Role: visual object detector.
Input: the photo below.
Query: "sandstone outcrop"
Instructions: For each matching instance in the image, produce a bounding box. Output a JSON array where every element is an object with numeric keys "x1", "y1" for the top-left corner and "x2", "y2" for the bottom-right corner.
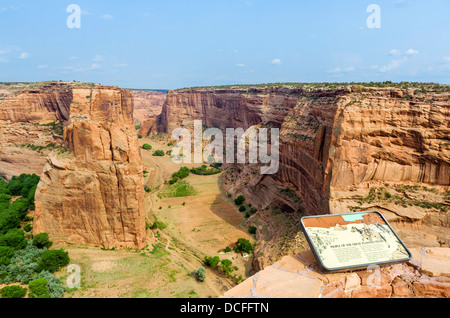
[
  {"x1": 33, "y1": 86, "x2": 146, "y2": 249},
  {"x1": 223, "y1": 248, "x2": 450, "y2": 298}
]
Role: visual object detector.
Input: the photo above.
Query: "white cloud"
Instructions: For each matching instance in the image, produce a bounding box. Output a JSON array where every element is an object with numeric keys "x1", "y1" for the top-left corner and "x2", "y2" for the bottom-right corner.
[
  {"x1": 326, "y1": 66, "x2": 355, "y2": 74},
  {"x1": 37, "y1": 65, "x2": 48, "y2": 69},
  {"x1": 379, "y1": 58, "x2": 406, "y2": 72},
  {"x1": 405, "y1": 49, "x2": 419, "y2": 55},
  {"x1": 100, "y1": 14, "x2": 113, "y2": 19},
  {"x1": 236, "y1": 63, "x2": 245, "y2": 67},
  {"x1": 389, "y1": 49, "x2": 401, "y2": 56},
  {"x1": 271, "y1": 59, "x2": 282, "y2": 65},
  {"x1": 19, "y1": 52, "x2": 29, "y2": 59},
  {"x1": 113, "y1": 63, "x2": 128, "y2": 67},
  {"x1": 444, "y1": 57, "x2": 450, "y2": 62}
]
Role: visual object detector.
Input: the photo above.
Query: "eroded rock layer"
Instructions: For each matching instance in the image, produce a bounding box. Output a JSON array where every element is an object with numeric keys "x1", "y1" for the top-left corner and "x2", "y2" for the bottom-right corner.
[
  {"x1": 159, "y1": 86, "x2": 450, "y2": 216},
  {"x1": 33, "y1": 86, "x2": 146, "y2": 249}
]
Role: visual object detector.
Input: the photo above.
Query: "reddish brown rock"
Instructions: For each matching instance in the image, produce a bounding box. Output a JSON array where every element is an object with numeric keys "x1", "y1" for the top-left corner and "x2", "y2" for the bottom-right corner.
[{"x1": 33, "y1": 86, "x2": 146, "y2": 249}]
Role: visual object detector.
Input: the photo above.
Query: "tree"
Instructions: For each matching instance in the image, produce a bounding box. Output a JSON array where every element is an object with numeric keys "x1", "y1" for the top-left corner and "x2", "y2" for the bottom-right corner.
[
  {"x1": 204, "y1": 256, "x2": 220, "y2": 269},
  {"x1": 234, "y1": 195, "x2": 245, "y2": 206},
  {"x1": 239, "y1": 205, "x2": 246, "y2": 212},
  {"x1": 142, "y1": 144, "x2": 152, "y2": 150},
  {"x1": 234, "y1": 238, "x2": 253, "y2": 254},
  {"x1": 32, "y1": 233, "x2": 53, "y2": 249},
  {"x1": 248, "y1": 226, "x2": 257, "y2": 234},
  {"x1": 220, "y1": 259, "x2": 233, "y2": 277},
  {"x1": 0, "y1": 246, "x2": 15, "y2": 265},
  {"x1": 193, "y1": 267, "x2": 206, "y2": 282}
]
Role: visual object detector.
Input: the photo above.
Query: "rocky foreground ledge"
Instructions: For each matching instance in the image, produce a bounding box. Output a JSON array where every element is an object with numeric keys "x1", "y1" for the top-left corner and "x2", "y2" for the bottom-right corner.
[{"x1": 223, "y1": 248, "x2": 450, "y2": 298}]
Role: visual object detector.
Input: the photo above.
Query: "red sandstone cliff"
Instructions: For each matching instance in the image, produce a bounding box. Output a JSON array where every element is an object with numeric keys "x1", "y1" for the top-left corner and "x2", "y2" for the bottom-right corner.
[{"x1": 32, "y1": 86, "x2": 146, "y2": 249}]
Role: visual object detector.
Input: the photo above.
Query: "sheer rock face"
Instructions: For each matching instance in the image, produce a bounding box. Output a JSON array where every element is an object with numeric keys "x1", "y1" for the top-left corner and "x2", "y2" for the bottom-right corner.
[
  {"x1": 158, "y1": 86, "x2": 450, "y2": 216},
  {"x1": 131, "y1": 90, "x2": 166, "y2": 137},
  {"x1": 0, "y1": 83, "x2": 72, "y2": 180},
  {"x1": 33, "y1": 87, "x2": 146, "y2": 249}
]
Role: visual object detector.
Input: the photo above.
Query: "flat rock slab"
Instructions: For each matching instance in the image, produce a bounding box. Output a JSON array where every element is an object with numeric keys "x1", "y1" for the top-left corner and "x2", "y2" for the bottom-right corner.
[{"x1": 409, "y1": 248, "x2": 450, "y2": 277}]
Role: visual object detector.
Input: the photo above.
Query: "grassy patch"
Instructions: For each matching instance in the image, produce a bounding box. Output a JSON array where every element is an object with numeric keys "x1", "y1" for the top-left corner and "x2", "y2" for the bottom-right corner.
[{"x1": 157, "y1": 181, "x2": 197, "y2": 199}]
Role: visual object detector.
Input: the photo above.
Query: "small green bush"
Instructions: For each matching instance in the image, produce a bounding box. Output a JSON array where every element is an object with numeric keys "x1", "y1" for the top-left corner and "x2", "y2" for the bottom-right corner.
[
  {"x1": 234, "y1": 195, "x2": 245, "y2": 206},
  {"x1": 0, "y1": 285, "x2": 27, "y2": 298},
  {"x1": 239, "y1": 205, "x2": 246, "y2": 212},
  {"x1": 0, "y1": 246, "x2": 15, "y2": 265},
  {"x1": 36, "y1": 249, "x2": 70, "y2": 273},
  {"x1": 193, "y1": 267, "x2": 206, "y2": 282},
  {"x1": 142, "y1": 144, "x2": 152, "y2": 150},
  {"x1": 29, "y1": 278, "x2": 50, "y2": 298},
  {"x1": 153, "y1": 150, "x2": 165, "y2": 156},
  {"x1": 248, "y1": 226, "x2": 257, "y2": 234},
  {"x1": 32, "y1": 233, "x2": 53, "y2": 249}
]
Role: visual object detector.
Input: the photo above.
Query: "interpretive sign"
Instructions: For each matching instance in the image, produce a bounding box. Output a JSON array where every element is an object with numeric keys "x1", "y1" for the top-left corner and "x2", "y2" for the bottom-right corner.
[{"x1": 300, "y1": 211, "x2": 412, "y2": 273}]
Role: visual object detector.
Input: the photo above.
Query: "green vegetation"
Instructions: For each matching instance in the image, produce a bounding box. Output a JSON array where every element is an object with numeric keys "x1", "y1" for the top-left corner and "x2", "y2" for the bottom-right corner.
[
  {"x1": 191, "y1": 165, "x2": 221, "y2": 176},
  {"x1": 0, "y1": 174, "x2": 68, "y2": 298},
  {"x1": 192, "y1": 267, "x2": 206, "y2": 282},
  {"x1": 142, "y1": 144, "x2": 152, "y2": 150},
  {"x1": 280, "y1": 188, "x2": 303, "y2": 204},
  {"x1": 248, "y1": 226, "x2": 257, "y2": 234},
  {"x1": 354, "y1": 186, "x2": 449, "y2": 212},
  {"x1": 32, "y1": 233, "x2": 53, "y2": 249},
  {"x1": 0, "y1": 285, "x2": 27, "y2": 298},
  {"x1": 153, "y1": 150, "x2": 165, "y2": 156},
  {"x1": 28, "y1": 278, "x2": 49, "y2": 298},
  {"x1": 149, "y1": 220, "x2": 168, "y2": 230},
  {"x1": 177, "y1": 81, "x2": 450, "y2": 93},
  {"x1": 239, "y1": 205, "x2": 246, "y2": 213},
  {"x1": 39, "y1": 121, "x2": 63, "y2": 136},
  {"x1": 233, "y1": 238, "x2": 253, "y2": 255},
  {"x1": 234, "y1": 195, "x2": 245, "y2": 206},
  {"x1": 157, "y1": 181, "x2": 197, "y2": 199},
  {"x1": 36, "y1": 249, "x2": 70, "y2": 273}
]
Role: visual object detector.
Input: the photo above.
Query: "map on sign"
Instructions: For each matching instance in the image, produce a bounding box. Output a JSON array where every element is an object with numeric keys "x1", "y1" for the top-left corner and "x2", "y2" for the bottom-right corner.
[{"x1": 300, "y1": 211, "x2": 412, "y2": 273}]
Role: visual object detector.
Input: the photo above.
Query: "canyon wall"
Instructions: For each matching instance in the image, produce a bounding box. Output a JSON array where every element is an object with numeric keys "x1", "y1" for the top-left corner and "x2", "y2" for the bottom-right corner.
[
  {"x1": 33, "y1": 86, "x2": 146, "y2": 249},
  {"x1": 158, "y1": 86, "x2": 449, "y2": 216},
  {"x1": 131, "y1": 90, "x2": 166, "y2": 137}
]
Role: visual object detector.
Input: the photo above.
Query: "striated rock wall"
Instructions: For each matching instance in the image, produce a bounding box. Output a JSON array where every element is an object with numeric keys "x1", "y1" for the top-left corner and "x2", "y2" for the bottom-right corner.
[
  {"x1": 33, "y1": 86, "x2": 146, "y2": 249},
  {"x1": 159, "y1": 86, "x2": 450, "y2": 216},
  {"x1": 131, "y1": 90, "x2": 166, "y2": 137}
]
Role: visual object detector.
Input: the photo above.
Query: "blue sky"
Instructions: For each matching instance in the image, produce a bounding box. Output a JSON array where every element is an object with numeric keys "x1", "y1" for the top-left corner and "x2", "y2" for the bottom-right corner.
[{"x1": 0, "y1": 0, "x2": 449, "y2": 89}]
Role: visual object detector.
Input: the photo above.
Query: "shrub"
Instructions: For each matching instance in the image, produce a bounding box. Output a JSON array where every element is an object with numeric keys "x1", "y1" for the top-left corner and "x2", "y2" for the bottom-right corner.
[
  {"x1": 29, "y1": 278, "x2": 50, "y2": 298},
  {"x1": 204, "y1": 256, "x2": 220, "y2": 269},
  {"x1": 239, "y1": 205, "x2": 246, "y2": 212},
  {"x1": 234, "y1": 195, "x2": 245, "y2": 206},
  {"x1": 36, "y1": 249, "x2": 70, "y2": 273},
  {"x1": 220, "y1": 259, "x2": 233, "y2": 276},
  {"x1": 0, "y1": 285, "x2": 27, "y2": 298},
  {"x1": 32, "y1": 233, "x2": 53, "y2": 249},
  {"x1": 144, "y1": 186, "x2": 151, "y2": 193},
  {"x1": 153, "y1": 150, "x2": 165, "y2": 156},
  {"x1": 224, "y1": 246, "x2": 232, "y2": 253},
  {"x1": 150, "y1": 221, "x2": 167, "y2": 230},
  {"x1": 248, "y1": 226, "x2": 257, "y2": 234},
  {"x1": 191, "y1": 165, "x2": 221, "y2": 176},
  {"x1": 234, "y1": 238, "x2": 253, "y2": 254},
  {"x1": 24, "y1": 224, "x2": 32, "y2": 233},
  {"x1": 34, "y1": 271, "x2": 66, "y2": 298},
  {"x1": 193, "y1": 267, "x2": 206, "y2": 282},
  {"x1": 250, "y1": 207, "x2": 258, "y2": 214},
  {"x1": 172, "y1": 167, "x2": 190, "y2": 180},
  {"x1": 0, "y1": 229, "x2": 27, "y2": 250},
  {"x1": 0, "y1": 246, "x2": 15, "y2": 265},
  {"x1": 142, "y1": 144, "x2": 152, "y2": 150}
]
